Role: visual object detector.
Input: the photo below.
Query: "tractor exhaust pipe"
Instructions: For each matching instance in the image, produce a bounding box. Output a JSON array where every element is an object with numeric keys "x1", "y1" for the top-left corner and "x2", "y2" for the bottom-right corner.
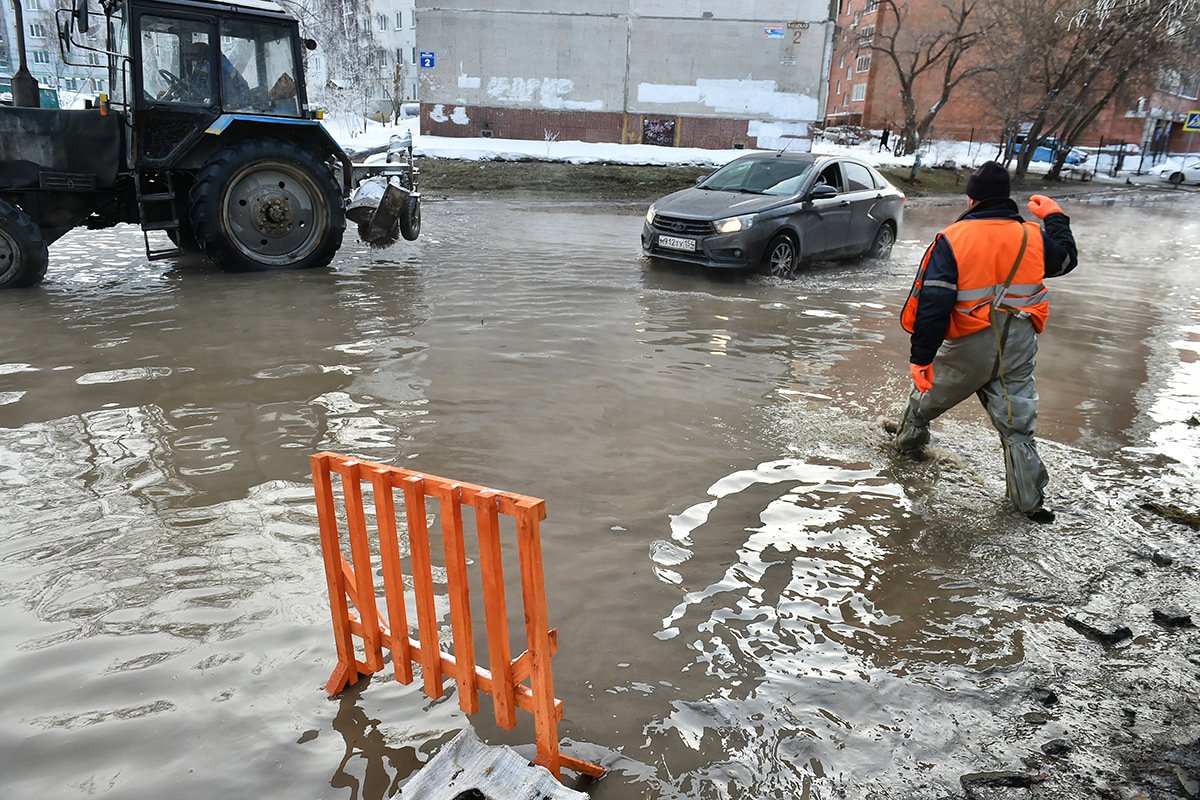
[{"x1": 10, "y1": 0, "x2": 41, "y2": 107}]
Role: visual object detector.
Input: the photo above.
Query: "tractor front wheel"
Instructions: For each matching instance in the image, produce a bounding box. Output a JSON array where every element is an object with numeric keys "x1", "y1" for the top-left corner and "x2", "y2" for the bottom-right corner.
[
  {"x1": 189, "y1": 139, "x2": 344, "y2": 272},
  {"x1": 0, "y1": 199, "x2": 49, "y2": 289}
]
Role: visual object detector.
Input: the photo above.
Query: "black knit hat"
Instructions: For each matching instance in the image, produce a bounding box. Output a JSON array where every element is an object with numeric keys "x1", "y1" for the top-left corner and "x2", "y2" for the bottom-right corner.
[{"x1": 966, "y1": 161, "x2": 1011, "y2": 201}]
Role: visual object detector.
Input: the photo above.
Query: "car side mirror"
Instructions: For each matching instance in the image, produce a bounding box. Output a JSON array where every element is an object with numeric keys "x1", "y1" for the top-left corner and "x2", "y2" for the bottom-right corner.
[
  {"x1": 808, "y1": 184, "x2": 838, "y2": 200},
  {"x1": 694, "y1": 175, "x2": 708, "y2": 185}
]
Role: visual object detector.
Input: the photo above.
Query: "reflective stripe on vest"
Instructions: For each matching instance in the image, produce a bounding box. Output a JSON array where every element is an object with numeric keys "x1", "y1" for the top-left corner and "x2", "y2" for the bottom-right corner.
[{"x1": 901, "y1": 219, "x2": 1049, "y2": 338}]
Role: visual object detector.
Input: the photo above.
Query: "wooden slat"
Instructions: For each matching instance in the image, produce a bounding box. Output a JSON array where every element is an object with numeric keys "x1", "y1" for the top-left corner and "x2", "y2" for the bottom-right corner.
[
  {"x1": 370, "y1": 467, "x2": 414, "y2": 685},
  {"x1": 515, "y1": 499, "x2": 562, "y2": 777},
  {"x1": 439, "y1": 485, "x2": 479, "y2": 714},
  {"x1": 473, "y1": 490, "x2": 517, "y2": 729},
  {"x1": 510, "y1": 629, "x2": 557, "y2": 684},
  {"x1": 340, "y1": 557, "x2": 359, "y2": 608},
  {"x1": 311, "y1": 454, "x2": 360, "y2": 697},
  {"x1": 401, "y1": 474, "x2": 443, "y2": 698},
  {"x1": 321, "y1": 451, "x2": 542, "y2": 518},
  {"x1": 341, "y1": 462, "x2": 384, "y2": 673}
]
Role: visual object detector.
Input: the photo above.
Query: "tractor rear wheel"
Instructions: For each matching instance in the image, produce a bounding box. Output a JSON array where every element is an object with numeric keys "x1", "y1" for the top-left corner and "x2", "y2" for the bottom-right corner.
[
  {"x1": 189, "y1": 139, "x2": 344, "y2": 272},
  {"x1": 0, "y1": 200, "x2": 49, "y2": 289}
]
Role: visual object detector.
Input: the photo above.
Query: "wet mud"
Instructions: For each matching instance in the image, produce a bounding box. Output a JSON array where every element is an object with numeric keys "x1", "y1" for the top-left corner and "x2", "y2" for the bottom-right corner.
[{"x1": 1, "y1": 190, "x2": 1198, "y2": 799}]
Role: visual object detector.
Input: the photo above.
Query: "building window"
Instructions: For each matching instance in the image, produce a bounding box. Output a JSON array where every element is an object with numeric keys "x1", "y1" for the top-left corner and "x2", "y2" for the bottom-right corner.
[
  {"x1": 859, "y1": 25, "x2": 874, "y2": 45},
  {"x1": 839, "y1": 54, "x2": 845, "y2": 69},
  {"x1": 836, "y1": 81, "x2": 842, "y2": 96},
  {"x1": 377, "y1": 14, "x2": 387, "y2": 33},
  {"x1": 856, "y1": 54, "x2": 871, "y2": 72},
  {"x1": 851, "y1": 83, "x2": 867, "y2": 102},
  {"x1": 32, "y1": 50, "x2": 51, "y2": 64},
  {"x1": 865, "y1": 0, "x2": 878, "y2": 11},
  {"x1": 411, "y1": 46, "x2": 417, "y2": 64},
  {"x1": 26, "y1": 0, "x2": 41, "y2": 9},
  {"x1": 30, "y1": 22, "x2": 47, "y2": 39},
  {"x1": 846, "y1": 66, "x2": 852, "y2": 80},
  {"x1": 362, "y1": 17, "x2": 371, "y2": 33}
]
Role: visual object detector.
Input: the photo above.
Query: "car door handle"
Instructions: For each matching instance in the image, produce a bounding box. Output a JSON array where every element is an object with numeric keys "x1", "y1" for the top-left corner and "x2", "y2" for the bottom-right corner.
[{"x1": 839, "y1": 200, "x2": 851, "y2": 207}]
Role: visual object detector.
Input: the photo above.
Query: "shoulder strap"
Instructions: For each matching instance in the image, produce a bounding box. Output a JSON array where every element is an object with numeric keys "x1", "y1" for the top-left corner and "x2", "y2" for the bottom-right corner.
[{"x1": 992, "y1": 224, "x2": 1029, "y2": 311}]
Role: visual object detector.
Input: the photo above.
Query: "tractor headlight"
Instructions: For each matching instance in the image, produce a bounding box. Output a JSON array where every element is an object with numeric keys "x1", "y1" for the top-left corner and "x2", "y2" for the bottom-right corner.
[
  {"x1": 715, "y1": 214, "x2": 755, "y2": 234},
  {"x1": 645, "y1": 206, "x2": 657, "y2": 225}
]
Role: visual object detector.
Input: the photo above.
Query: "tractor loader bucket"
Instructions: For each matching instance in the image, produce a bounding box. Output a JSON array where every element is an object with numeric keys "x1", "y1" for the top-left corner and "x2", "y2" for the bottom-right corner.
[
  {"x1": 365, "y1": 180, "x2": 409, "y2": 244},
  {"x1": 346, "y1": 176, "x2": 386, "y2": 226}
]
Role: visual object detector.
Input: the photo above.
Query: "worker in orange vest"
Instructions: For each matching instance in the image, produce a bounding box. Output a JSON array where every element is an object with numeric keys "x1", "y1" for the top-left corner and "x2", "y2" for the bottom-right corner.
[{"x1": 895, "y1": 161, "x2": 1078, "y2": 523}]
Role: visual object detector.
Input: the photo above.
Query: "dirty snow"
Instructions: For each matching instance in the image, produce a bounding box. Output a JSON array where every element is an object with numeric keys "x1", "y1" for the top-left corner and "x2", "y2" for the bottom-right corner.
[{"x1": 323, "y1": 114, "x2": 1186, "y2": 182}]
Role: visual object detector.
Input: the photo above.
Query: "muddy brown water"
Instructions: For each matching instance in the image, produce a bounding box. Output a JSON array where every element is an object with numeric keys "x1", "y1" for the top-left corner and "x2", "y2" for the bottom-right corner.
[{"x1": 1, "y1": 191, "x2": 1199, "y2": 799}]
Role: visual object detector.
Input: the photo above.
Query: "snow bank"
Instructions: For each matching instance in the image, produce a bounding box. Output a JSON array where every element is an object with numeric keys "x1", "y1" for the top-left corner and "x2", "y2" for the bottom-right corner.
[{"x1": 320, "y1": 114, "x2": 1167, "y2": 182}]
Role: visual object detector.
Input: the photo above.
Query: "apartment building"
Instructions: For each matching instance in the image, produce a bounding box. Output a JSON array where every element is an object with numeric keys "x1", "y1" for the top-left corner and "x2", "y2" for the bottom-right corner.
[
  {"x1": 414, "y1": 1, "x2": 835, "y2": 149},
  {"x1": 1, "y1": 0, "x2": 112, "y2": 106}
]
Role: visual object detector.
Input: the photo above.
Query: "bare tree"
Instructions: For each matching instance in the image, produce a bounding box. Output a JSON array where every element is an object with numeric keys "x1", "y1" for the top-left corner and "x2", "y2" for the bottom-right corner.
[
  {"x1": 275, "y1": 0, "x2": 378, "y2": 127},
  {"x1": 868, "y1": 0, "x2": 997, "y2": 155},
  {"x1": 981, "y1": 0, "x2": 1193, "y2": 180}
]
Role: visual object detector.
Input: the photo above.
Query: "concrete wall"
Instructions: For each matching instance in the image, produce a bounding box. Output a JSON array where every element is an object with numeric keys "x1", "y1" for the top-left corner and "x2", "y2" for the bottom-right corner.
[{"x1": 414, "y1": 1, "x2": 833, "y2": 147}]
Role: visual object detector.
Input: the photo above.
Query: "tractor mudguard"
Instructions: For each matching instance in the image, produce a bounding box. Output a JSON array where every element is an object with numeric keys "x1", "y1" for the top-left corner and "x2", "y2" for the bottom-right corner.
[{"x1": 191, "y1": 114, "x2": 353, "y2": 194}]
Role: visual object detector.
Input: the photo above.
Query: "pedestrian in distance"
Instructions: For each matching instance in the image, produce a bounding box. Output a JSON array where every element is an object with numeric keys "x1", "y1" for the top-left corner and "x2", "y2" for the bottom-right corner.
[
  {"x1": 879, "y1": 126, "x2": 890, "y2": 153},
  {"x1": 893, "y1": 161, "x2": 1078, "y2": 523}
]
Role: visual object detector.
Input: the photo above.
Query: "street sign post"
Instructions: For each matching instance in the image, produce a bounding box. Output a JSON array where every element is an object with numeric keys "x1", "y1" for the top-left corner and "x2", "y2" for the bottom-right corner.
[{"x1": 1183, "y1": 111, "x2": 1200, "y2": 132}]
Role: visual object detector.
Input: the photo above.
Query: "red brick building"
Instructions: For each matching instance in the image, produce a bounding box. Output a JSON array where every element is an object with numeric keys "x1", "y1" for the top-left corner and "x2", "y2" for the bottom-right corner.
[{"x1": 824, "y1": 0, "x2": 1200, "y2": 154}]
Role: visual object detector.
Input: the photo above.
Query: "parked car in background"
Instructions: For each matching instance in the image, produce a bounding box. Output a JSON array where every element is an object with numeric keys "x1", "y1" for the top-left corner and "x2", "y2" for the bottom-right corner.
[
  {"x1": 1150, "y1": 158, "x2": 1200, "y2": 186},
  {"x1": 1008, "y1": 135, "x2": 1088, "y2": 165},
  {"x1": 641, "y1": 153, "x2": 904, "y2": 276}
]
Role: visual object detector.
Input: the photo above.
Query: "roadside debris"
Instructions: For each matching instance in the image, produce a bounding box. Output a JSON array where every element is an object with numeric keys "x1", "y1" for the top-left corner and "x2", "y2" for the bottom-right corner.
[
  {"x1": 1140, "y1": 500, "x2": 1200, "y2": 531},
  {"x1": 1152, "y1": 606, "x2": 1194, "y2": 628},
  {"x1": 396, "y1": 727, "x2": 589, "y2": 800},
  {"x1": 1063, "y1": 615, "x2": 1133, "y2": 645}
]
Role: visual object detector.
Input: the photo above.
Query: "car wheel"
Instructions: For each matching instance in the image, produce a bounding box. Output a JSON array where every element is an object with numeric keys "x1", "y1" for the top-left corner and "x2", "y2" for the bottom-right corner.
[
  {"x1": 763, "y1": 234, "x2": 798, "y2": 277},
  {"x1": 1169, "y1": 172, "x2": 1185, "y2": 187},
  {"x1": 867, "y1": 223, "x2": 896, "y2": 260}
]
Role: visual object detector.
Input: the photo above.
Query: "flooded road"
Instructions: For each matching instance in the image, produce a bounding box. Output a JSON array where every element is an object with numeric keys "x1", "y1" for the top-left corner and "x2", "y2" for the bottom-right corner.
[{"x1": 2, "y1": 190, "x2": 1198, "y2": 799}]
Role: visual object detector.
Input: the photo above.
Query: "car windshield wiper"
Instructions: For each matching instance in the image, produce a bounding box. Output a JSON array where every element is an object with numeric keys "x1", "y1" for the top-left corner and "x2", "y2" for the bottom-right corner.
[{"x1": 737, "y1": 188, "x2": 766, "y2": 194}]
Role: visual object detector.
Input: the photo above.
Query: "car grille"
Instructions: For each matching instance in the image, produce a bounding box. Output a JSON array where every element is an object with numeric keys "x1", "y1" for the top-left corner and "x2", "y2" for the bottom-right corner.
[{"x1": 651, "y1": 215, "x2": 713, "y2": 236}]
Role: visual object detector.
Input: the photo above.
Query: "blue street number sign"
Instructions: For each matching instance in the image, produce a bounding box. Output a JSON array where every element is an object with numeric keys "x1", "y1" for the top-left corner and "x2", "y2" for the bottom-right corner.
[
  {"x1": 419, "y1": 51, "x2": 436, "y2": 69},
  {"x1": 1184, "y1": 111, "x2": 1200, "y2": 132}
]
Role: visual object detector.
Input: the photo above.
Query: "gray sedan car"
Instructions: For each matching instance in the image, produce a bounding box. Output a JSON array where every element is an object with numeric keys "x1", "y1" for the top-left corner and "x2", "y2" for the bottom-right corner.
[{"x1": 641, "y1": 152, "x2": 904, "y2": 275}]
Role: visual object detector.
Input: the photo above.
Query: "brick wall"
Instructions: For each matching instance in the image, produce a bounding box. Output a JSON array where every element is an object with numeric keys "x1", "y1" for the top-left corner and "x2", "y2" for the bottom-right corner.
[{"x1": 422, "y1": 105, "x2": 757, "y2": 149}]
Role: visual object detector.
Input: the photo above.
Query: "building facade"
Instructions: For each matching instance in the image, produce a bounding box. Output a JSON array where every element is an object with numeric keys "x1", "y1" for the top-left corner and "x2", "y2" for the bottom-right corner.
[
  {"x1": 823, "y1": 0, "x2": 1200, "y2": 154},
  {"x1": 1, "y1": 0, "x2": 113, "y2": 106},
  {"x1": 414, "y1": 1, "x2": 834, "y2": 149}
]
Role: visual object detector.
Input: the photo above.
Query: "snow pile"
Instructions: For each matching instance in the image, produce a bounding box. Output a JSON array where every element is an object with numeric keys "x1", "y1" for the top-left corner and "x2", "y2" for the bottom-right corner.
[{"x1": 320, "y1": 114, "x2": 1159, "y2": 182}]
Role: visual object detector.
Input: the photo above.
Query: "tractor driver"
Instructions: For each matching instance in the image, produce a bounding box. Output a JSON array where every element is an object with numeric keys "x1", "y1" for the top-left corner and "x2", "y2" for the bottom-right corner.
[{"x1": 166, "y1": 41, "x2": 252, "y2": 108}]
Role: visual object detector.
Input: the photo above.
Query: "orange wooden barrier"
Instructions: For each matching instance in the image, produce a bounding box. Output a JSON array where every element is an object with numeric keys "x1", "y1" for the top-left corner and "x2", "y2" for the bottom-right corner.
[{"x1": 310, "y1": 452, "x2": 603, "y2": 780}]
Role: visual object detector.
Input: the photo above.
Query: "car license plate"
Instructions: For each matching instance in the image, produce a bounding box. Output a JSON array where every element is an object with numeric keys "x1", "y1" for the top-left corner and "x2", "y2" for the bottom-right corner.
[{"x1": 658, "y1": 235, "x2": 696, "y2": 252}]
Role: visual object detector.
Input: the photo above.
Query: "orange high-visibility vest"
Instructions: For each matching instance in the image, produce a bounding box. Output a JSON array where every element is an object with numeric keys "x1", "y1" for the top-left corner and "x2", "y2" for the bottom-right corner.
[{"x1": 902, "y1": 219, "x2": 1049, "y2": 338}]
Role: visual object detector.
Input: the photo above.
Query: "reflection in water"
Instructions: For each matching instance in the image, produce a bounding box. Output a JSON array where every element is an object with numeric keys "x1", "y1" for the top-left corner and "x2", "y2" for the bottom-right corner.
[{"x1": 1, "y1": 196, "x2": 1199, "y2": 799}]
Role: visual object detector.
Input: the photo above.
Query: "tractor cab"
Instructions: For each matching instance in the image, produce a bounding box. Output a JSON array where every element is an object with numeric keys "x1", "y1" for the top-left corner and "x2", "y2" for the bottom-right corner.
[{"x1": 0, "y1": 0, "x2": 420, "y2": 289}]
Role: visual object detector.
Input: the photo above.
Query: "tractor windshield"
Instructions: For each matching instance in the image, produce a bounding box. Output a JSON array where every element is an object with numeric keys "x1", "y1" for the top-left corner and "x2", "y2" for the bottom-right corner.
[
  {"x1": 218, "y1": 20, "x2": 300, "y2": 116},
  {"x1": 140, "y1": 16, "x2": 215, "y2": 106}
]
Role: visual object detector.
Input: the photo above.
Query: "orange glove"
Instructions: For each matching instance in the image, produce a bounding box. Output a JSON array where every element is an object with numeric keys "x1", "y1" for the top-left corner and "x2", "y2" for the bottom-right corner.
[
  {"x1": 1027, "y1": 194, "x2": 1064, "y2": 219},
  {"x1": 910, "y1": 363, "x2": 934, "y2": 393}
]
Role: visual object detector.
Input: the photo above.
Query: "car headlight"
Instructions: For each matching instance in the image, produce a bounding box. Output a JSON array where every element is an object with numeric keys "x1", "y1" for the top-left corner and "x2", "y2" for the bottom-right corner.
[
  {"x1": 645, "y1": 207, "x2": 656, "y2": 225},
  {"x1": 714, "y1": 214, "x2": 755, "y2": 234}
]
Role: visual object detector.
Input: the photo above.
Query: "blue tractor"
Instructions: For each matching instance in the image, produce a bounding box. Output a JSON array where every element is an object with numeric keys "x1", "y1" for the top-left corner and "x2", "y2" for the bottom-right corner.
[{"x1": 0, "y1": 0, "x2": 419, "y2": 288}]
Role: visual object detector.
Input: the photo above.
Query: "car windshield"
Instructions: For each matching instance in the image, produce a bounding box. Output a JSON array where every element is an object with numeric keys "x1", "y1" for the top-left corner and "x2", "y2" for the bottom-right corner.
[{"x1": 699, "y1": 159, "x2": 814, "y2": 196}]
